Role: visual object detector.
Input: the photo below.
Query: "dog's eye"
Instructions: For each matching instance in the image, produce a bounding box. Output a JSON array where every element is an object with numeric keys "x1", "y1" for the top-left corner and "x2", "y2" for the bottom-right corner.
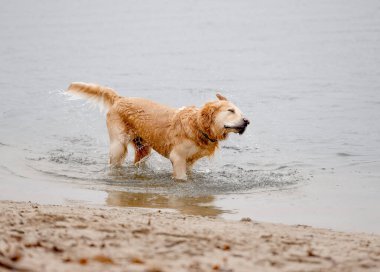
[{"x1": 228, "y1": 109, "x2": 235, "y2": 113}]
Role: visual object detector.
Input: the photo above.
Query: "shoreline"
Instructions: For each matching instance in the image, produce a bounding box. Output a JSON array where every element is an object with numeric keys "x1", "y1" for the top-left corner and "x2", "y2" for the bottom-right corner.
[{"x1": 1, "y1": 201, "x2": 380, "y2": 272}]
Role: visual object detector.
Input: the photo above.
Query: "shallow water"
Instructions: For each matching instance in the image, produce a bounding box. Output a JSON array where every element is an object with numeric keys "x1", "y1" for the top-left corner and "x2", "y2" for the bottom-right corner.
[{"x1": 1, "y1": 0, "x2": 380, "y2": 233}]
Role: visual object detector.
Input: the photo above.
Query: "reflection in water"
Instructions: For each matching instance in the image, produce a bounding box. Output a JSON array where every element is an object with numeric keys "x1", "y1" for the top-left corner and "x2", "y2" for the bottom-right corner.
[{"x1": 106, "y1": 191, "x2": 225, "y2": 217}]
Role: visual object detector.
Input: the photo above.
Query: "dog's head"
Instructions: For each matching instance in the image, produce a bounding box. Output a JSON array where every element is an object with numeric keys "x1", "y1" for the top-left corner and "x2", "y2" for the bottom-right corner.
[{"x1": 198, "y1": 93, "x2": 250, "y2": 141}]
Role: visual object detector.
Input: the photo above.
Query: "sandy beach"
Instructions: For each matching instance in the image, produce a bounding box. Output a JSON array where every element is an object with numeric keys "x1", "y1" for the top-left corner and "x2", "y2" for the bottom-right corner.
[
  {"x1": 1, "y1": 201, "x2": 379, "y2": 272},
  {"x1": 1, "y1": 1, "x2": 380, "y2": 271}
]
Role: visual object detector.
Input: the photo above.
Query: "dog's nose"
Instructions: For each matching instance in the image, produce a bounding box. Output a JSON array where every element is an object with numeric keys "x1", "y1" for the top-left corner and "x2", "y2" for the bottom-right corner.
[{"x1": 243, "y1": 118, "x2": 250, "y2": 125}]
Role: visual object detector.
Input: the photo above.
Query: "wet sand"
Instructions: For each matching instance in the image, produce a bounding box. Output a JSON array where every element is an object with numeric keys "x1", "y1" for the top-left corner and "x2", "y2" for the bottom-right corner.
[{"x1": 1, "y1": 201, "x2": 379, "y2": 272}]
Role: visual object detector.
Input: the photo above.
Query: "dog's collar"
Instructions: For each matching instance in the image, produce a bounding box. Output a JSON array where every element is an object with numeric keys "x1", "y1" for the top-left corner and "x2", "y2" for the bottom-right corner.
[{"x1": 199, "y1": 130, "x2": 217, "y2": 143}]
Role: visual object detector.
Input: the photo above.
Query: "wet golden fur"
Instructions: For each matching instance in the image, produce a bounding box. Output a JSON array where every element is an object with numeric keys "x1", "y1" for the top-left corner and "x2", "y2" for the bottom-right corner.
[{"x1": 67, "y1": 82, "x2": 248, "y2": 180}]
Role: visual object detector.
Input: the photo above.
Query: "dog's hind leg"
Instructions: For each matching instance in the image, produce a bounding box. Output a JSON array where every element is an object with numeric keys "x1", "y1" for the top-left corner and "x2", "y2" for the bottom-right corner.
[
  {"x1": 132, "y1": 137, "x2": 152, "y2": 165},
  {"x1": 109, "y1": 140, "x2": 128, "y2": 167},
  {"x1": 107, "y1": 112, "x2": 130, "y2": 167}
]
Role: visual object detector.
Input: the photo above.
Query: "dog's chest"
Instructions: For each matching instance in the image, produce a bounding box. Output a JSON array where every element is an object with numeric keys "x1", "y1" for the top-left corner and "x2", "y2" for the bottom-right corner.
[
  {"x1": 180, "y1": 142, "x2": 200, "y2": 158},
  {"x1": 181, "y1": 141, "x2": 214, "y2": 162}
]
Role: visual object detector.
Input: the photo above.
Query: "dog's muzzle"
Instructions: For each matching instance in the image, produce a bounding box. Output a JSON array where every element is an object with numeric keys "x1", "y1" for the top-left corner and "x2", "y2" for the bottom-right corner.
[{"x1": 225, "y1": 118, "x2": 250, "y2": 135}]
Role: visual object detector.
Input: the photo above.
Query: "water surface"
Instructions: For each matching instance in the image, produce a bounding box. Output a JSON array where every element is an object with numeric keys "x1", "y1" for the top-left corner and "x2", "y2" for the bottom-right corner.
[{"x1": 1, "y1": 0, "x2": 380, "y2": 233}]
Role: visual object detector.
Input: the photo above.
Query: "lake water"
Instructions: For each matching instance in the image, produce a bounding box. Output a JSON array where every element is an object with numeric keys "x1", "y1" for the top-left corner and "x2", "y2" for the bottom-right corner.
[{"x1": 1, "y1": 0, "x2": 380, "y2": 233}]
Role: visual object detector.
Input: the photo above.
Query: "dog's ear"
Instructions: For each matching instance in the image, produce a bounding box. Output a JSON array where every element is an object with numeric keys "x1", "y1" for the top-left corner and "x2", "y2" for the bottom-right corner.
[
  {"x1": 216, "y1": 93, "x2": 228, "y2": 101},
  {"x1": 200, "y1": 103, "x2": 215, "y2": 126},
  {"x1": 199, "y1": 103, "x2": 217, "y2": 136}
]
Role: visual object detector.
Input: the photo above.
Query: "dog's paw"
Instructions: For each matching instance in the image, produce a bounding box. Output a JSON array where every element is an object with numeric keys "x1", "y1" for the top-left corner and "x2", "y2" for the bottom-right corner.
[{"x1": 172, "y1": 175, "x2": 188, "y2": 182}]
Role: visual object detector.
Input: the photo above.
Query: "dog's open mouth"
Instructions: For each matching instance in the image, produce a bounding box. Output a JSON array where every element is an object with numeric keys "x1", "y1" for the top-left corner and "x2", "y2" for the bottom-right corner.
[{"x1": 224, "y1": 125, "x2": 247, "y2": 135}]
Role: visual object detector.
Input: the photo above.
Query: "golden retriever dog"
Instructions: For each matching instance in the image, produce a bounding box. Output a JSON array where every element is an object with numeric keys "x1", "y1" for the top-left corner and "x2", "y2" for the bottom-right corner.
[{"x1": 67, "y1": 82, "x2": 250, "y2": 180}]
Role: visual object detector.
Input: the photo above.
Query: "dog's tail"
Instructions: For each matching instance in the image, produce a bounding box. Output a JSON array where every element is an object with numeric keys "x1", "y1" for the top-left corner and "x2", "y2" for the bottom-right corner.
[{"x1": 67, "y1": 82, "x2": 120, "y2": 111}]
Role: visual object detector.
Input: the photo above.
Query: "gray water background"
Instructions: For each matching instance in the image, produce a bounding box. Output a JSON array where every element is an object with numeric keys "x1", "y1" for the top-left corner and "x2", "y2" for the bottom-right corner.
[{"x1": 1, "y1": 0, "x2": 380, "y2": 233}]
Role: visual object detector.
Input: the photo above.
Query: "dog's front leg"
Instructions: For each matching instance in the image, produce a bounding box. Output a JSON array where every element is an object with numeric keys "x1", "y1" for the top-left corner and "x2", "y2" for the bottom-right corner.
[{"x1": 169, "y1": 151, "x2": 187, "y2": 180}]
